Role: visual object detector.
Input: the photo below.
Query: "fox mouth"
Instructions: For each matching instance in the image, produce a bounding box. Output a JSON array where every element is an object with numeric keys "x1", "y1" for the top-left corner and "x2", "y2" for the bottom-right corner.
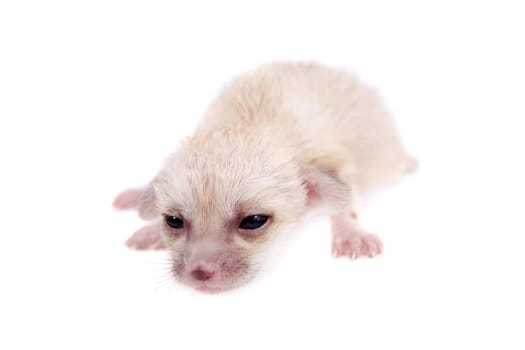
[
  {"x1": 171, "y1": 268, "x2": 245, "y2": 293},
  {"x1": 183, "y1": 275, "x2": 247, "y2": 293},
  {"x1": 171, "y1": 256, "x2": 256, "y2": 292},
  {"x1": 170, "y1": 279, "x2": 233, "y2": 293},
  {"x1": 173, "y1": 268, "x2": 261, "y2": 293},
  {"x1": 195, "y1": 284, "x2": 225, "y2": 293}
]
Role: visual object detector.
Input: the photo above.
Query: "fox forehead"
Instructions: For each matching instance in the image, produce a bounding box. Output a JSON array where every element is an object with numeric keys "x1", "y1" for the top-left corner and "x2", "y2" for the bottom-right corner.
[
  {"x1": 155, "y1": 165, "x2": 308, "y2": 223},
  {"x1": 155, "y1": 154, "x2": 303, "y2": 214}
]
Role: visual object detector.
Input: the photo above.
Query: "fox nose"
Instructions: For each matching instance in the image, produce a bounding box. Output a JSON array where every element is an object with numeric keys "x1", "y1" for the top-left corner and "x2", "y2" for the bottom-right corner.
[{"x1": 191, "y1": 267, "x2": 214, "y2": 281}]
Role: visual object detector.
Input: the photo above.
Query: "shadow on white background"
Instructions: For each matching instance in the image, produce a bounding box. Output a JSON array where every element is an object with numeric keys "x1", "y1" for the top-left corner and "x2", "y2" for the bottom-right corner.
[{"x1": 1, "y1": 1, "x2": 523, "y2": 349}]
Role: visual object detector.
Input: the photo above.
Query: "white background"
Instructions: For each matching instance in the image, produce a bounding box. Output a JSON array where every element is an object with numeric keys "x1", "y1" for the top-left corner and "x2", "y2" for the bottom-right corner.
[{"x1": 1, "y1": 1, "x2": 524, "y2": 349}]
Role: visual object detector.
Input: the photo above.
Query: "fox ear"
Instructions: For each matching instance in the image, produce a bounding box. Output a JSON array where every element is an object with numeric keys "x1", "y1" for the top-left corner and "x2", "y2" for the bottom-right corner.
[
  {"x1": 138, "y1": 184, "x2": 159, "y2": 220},
  {"x1": 301, "y1": 166, "x2": 351, "y2": 212}
]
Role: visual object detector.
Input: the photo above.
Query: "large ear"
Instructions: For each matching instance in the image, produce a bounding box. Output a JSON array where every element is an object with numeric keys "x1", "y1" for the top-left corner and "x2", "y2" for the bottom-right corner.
[
  {"x1": 138, "y1": 184, "x2": 159, "y2": 220},
  {"x1": 113, "y1": 188, "x2": 144, "y2": 210},
  {"x1": 301, "y1": 166, "x2": 351, "y2": 212}
]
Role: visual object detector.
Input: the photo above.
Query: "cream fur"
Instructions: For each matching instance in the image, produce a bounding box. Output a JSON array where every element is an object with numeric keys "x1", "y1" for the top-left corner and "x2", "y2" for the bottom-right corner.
[
  {"x1": 199, "y1": 61, "x2": 413, "y2": 193},
  {"x1": 122, "y1": 61, "x2": 415, "y2": 292}
]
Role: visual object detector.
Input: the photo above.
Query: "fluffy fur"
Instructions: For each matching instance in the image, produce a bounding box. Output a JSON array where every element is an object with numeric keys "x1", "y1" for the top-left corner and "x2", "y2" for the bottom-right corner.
[{"x1": 114, "y1": 61, "x2": 415, "y2": 292}]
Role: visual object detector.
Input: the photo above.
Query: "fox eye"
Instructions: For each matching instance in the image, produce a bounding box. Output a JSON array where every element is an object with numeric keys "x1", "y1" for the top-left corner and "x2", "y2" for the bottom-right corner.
[
  {"x1": 165, "y1": 215, "x2": 184, "y2": 229},
  {"x1": 239, "y1": 215, "x2": 269, "y2": 230}
]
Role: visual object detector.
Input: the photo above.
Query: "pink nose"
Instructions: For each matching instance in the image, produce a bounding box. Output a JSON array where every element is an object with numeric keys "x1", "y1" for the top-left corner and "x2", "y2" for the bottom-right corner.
[{"x1": 191, "y1": 268, "x2": 214, "y2": 281}]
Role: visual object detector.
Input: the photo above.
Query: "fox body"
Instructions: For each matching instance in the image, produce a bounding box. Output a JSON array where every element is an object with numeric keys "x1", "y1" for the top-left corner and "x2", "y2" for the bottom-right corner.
[{"x1": 114, "y1": 62, "x2": 415, "y2": 292}]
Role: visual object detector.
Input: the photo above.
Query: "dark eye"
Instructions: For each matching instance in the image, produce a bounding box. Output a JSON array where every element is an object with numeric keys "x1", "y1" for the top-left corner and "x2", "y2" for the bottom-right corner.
[
  {"x1": 239, "y1": 215, "x2": 269, "y2": 230},
  {"x1": 165, "y1": 215, "x2": 184, "y2": 229}
]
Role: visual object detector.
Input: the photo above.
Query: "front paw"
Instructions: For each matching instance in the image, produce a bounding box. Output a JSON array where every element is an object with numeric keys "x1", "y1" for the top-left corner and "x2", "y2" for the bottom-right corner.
[
  {"x1": 126, "y1": 223, "x2": 166, "y2": 250},
  {"x1": 332, "y1": 231, "x2": 383, "y2": 259}
]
